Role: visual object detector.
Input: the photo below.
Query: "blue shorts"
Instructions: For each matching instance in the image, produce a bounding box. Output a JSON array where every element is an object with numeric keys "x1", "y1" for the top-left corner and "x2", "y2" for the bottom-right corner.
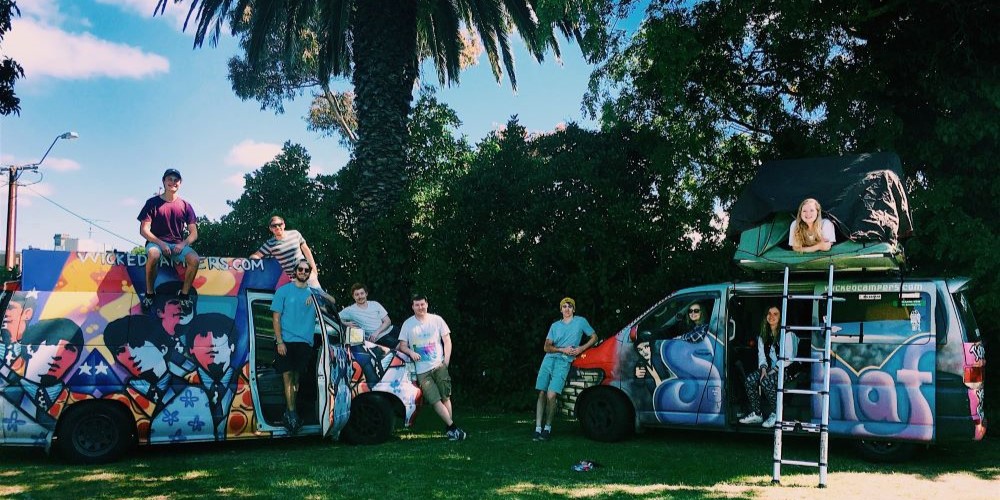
[
  {"x1": 146, "y1": 242, "x2": 197, "y2": 264},
  {"x1": 535, "y1": 356, "x2": 572, "y2": 394}
]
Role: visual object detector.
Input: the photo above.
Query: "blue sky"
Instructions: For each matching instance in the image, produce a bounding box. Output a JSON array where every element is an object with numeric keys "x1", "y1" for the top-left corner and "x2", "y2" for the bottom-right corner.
[{"x1": 0, "y1": 0, "x2": 599, "y2": 253}]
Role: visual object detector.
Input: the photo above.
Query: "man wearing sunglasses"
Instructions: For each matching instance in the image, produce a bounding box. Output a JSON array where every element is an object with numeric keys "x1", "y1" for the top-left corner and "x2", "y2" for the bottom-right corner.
[
  {"x1": 270, "y1": 260, "x2": 320, "y2": 434},
  {"x1": 251, "y1": 215, "x2": 322, "y2": 289}
]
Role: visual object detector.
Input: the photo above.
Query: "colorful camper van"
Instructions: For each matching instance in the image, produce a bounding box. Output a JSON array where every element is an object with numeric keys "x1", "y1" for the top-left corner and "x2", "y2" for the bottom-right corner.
[
  {"x1": 560, "y1": 153, "x2": 986, "y2": 462},
  {"x1": 0, "y1": 250, "x2": 421, "y2": 463}
]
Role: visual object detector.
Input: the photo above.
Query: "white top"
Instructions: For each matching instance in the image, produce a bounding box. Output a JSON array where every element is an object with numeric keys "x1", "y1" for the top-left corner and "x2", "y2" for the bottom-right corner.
[
  {"x1": 788, "y1": 218, "x2": 836, "y2": 247},
  {"x1": 340, "y1": 301, "x2": 389, "y2": 338}
]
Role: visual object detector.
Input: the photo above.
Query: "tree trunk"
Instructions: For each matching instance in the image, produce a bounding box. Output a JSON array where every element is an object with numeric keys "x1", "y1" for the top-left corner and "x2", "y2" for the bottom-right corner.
[{"x1": 351, "y1": 0, "x2": 419, "y2": 230}]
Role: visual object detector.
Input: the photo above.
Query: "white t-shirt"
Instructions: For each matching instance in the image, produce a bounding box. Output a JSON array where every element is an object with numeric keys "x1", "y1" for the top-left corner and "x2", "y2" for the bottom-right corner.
[
  {"x1": 340, "y1": 301, "x2": 389, "y2": 338},
  {"x1": 399, "y1": 314, "x2": 450, "y2": 374},
  {"x1": 788, "y1": 218, "x2": 836, "y2": 247}
]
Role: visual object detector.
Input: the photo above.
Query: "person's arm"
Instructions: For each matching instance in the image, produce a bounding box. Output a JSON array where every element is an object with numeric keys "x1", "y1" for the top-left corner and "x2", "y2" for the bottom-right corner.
[
  {"x1": 373, "y1": 314, "x2": 392, "y2": 340},
  {"x1": 573, "y1": 332, "x2": 598, "y2": 356},
  {"x1": 272, "y1": 311, "x2": 287, "y2": 356},
  {"x1": 174, "y1": 222, "x2": 198, "y2": 252},
  {"x1": 249, "y1": 250, "x2": 264, "y2": 259},
  {"x1": 396, "y1": 339, "x2": 420, "y2": 361},
  {"x1": 442, "y1": 333, "x2": 452, "y2": 367},
  {"x1": 543, "y1": 337, "x2": 573, "y2": 355}
]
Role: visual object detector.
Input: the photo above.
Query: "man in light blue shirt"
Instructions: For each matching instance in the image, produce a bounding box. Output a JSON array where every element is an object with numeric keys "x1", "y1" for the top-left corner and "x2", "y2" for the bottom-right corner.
[
  {"x1": 271, "y1": 260, "x2": 318, "y2": 434},
  {"x1": 533, "y1": 297, "x2": 597, "y2": 441}
]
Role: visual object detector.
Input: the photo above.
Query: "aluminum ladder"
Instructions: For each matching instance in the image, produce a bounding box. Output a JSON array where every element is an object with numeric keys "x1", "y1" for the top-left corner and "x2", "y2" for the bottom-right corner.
[{"x1": 772, "y1": 264, "x2": 845, "y2": 488}]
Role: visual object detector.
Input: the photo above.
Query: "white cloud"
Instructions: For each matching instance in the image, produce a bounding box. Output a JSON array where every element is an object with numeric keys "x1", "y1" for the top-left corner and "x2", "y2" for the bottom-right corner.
[
  {"x1": 43, "y1": 157, "x2": 82, "y2": 172},
  {"x1": 15, "y1": 0, "x2": 64, "y2": 25},
  {"x1": 97, "y1": 0, "x2": 197, "y2": 32},
  {"x1": 6, "y1": 20, "x2": 170, "y2": 80},
  {"x1": 225, "y1": 140, "x2": 282, "y2": 168},
  {"x1": 224, "y1": 172, "x2": 247, "y2": 188}
]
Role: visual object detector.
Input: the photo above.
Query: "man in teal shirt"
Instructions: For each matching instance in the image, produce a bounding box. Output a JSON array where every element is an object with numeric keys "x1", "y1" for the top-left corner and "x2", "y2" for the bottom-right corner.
[
  {"x1": 533, "y1": 297, "x2": 598, "y2": 441},
  {"x1": 271, "y1": 260, "x2": 318, "y2": 434}
]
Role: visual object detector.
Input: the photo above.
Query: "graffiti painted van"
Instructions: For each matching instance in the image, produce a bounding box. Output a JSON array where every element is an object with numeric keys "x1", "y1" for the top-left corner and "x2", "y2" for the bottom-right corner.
[
  {"x1": 0, "y1": 250, "x2": 420, "y2": 463},
  {"x1": 561, "y1": 153, "x2": 986, "y2": 462}
]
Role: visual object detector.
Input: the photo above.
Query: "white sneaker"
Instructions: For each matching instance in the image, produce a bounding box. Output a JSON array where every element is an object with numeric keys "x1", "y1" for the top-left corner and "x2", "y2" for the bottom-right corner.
[
  {"x1": 739, "y1": 412, "x2": 763, "y2": 425},
  {"x1": 762, "y1": 413, "x2": 777, "y2": 428}
]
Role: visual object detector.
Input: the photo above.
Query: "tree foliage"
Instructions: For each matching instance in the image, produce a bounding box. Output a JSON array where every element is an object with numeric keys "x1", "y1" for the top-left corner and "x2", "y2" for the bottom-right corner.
[{"x1": 0, "y1": 0, "x2": 23, "y2": 116}]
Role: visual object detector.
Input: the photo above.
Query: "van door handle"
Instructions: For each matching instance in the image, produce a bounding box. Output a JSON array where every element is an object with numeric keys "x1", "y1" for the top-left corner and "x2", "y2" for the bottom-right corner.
[{"x1": 728, "y1": 319, "x2": 736, "y2": 341}]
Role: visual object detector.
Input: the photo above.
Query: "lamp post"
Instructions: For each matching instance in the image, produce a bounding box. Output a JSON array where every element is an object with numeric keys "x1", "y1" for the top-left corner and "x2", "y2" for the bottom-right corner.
[{"x1": 4, "y1": 131, "x2": 79, "y2": 269}]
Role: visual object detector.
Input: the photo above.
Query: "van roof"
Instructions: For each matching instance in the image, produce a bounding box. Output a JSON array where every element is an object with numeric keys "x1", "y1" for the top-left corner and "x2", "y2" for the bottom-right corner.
[{"x1": 18, "y1": 249, "x2": 287, "y2": 295}]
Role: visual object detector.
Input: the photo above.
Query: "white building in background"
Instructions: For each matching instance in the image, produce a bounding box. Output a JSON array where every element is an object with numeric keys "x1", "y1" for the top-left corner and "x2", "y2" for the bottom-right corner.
[{"x1": 53, "y1": 234, "x2": 109, "y2": 252}]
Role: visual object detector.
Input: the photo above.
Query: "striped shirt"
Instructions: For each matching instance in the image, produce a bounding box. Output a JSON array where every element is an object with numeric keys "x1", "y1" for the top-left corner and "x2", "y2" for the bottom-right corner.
[{"x1": 256, "y1": 229, "x2": 308, "y2": 278}]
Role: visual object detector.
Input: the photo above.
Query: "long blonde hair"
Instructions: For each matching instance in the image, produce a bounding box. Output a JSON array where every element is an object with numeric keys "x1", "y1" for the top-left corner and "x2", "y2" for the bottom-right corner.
[{"x1": 793, "y1": 198, "x2": 827, "y2": 247}]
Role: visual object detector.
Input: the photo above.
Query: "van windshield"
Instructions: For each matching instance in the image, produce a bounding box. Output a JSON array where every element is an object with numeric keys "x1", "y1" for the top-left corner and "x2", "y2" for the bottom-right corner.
[{"x1": 953, "y1": 292, "x2": 982, "y2": 342}]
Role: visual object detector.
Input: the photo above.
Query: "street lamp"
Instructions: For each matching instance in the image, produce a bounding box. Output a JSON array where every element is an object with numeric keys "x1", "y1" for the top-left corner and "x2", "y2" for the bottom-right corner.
[{"x1": 4, "y1": 131, "x2": 79, "y2": 269}]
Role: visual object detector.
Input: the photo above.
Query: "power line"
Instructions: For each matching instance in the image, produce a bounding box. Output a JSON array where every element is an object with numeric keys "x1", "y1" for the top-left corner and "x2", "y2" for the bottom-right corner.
[{"x1": 21, "y1": 184, "x2": 142, "y2": 248}]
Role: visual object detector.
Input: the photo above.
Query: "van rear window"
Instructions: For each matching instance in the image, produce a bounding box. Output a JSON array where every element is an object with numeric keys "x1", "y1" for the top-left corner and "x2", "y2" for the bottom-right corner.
[
  {"x1": 831, "y1": 291, "x2": 932, "y2": 344},
  {"x1": 953, "y1": 292, "x2": 982, "y2": 342}
]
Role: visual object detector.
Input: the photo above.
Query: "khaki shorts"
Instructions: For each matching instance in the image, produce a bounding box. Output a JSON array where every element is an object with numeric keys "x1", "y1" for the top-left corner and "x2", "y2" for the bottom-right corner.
[{"x1": 416, "y1": 364, "x2": 452, "y2": 405}]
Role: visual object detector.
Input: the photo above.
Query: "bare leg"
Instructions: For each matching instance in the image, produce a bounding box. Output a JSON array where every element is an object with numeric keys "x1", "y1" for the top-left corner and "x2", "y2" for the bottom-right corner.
[
  {"x1": 145, "y1": 247, "x2": 162, "y2": 294},
  {"x1": 431, "y1": 400, "x2": 454, "y2": 426},
  {"x1": 544, "y1": 391, "x2": 559, "y2": 426},
  {"x1": 535, "y1": 391, "x2": 546, "y2": 427},
  {"x1": 182, "y1": 251, "x2": 200, "y2": 295},
  {"x1": 282, "y1": 371, "x2": 299, "y2": 411}
]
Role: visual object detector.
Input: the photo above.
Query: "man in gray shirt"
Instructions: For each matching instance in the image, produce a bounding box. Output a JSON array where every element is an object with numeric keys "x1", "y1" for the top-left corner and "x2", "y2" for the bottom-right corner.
[{"x1": 340, "y1": 283, "x2": 394, "y2": 347}]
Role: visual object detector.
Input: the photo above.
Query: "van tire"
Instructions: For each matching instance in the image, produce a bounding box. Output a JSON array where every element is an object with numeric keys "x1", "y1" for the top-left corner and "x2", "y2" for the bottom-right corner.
[
  {"x1": 342, "y1": 395, "x2": 394, "y2": 445},
  {"x1": 853, "y1": 440, "x2": 918, "y2": 463},
  {"x1": 55, "y1": 404, "x2": 134, "y2": 464},
  {"x1": 578, "y1": 390, "x2": 633, "y2": 442}
]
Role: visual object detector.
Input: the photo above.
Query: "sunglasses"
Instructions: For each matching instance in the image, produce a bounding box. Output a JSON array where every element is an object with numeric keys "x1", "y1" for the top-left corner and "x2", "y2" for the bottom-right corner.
[
  {"x1": 295, "y1": 267, "x2": 311, "y2": 273},
  {"x1": 269, "y1": 223, "x2": 285, "y2": 228},
  {"x1": 688, "y1": 308, "x2": 701, "y2": 314}
]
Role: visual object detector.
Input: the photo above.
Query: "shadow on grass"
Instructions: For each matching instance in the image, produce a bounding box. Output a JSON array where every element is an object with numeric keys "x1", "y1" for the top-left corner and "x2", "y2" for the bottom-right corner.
[{"x1": 0, "y1": 411, "x2": 996, "y2": 499}]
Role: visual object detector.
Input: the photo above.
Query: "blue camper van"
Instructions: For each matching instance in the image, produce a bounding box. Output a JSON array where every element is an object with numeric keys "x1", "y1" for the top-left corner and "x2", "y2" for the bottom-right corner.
[
  {"x1": 560, "y1": 154, "x2": 986, "y2": 462},
  {"x1": 0, "y1": 250, "x2": 421, "y2": 463}
]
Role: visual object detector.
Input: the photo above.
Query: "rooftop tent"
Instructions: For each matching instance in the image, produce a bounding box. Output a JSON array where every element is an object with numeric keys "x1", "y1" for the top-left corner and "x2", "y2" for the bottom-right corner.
[{"x1": 727, "y1": 153, "x2": 912, "y2": 272}]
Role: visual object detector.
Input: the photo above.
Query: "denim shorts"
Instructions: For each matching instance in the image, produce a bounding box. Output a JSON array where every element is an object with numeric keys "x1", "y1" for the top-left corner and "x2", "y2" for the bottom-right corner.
[
  {"x1": 535, "y1": 356, "x2": 572, "y2": 394},
  {"x1": 146, "y1": 241, "x2": 197, "y2": 264}
]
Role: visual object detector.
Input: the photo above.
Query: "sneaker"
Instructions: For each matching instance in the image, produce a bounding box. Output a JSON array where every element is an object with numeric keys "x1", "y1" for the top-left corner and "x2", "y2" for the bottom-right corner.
[
  {"x1": 532, "y1": 430, "x2": 543, "y2": 441},
  {"x1": 446, "y1": 428, "x2": 467, "y2": 441},
  {"x1": 762, "y1": 413, "x2": 777, "y2": 428},
  {"x1": 284, "y1": 410, "x2": 302, "y2": 434},
  {"x1": 739, "y1": 412, "x2": 763, "y2": 425},
  {"x1": 539, "y1": 429, "x2": 551, "y2": 441},
  {"x1": 140, "y1": 293, "x2": 155, "y2": 312},
  {"x1": 177, "y1": 292, "x2": 194, "y2": 315}
]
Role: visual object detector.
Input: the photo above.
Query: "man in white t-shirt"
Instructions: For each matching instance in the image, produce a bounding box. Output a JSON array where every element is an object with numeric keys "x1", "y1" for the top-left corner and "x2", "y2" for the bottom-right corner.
[
  {"x1": 339, "y1": 283, "x2": 394, "y2": 346},
  {"x1": 396, "y1": 294, "x2": 467, "y2": 441}
]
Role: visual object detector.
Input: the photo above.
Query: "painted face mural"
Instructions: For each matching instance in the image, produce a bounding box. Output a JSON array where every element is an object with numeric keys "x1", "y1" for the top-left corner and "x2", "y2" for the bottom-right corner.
[
  {"x1": 25, "y1": 340, "x2": 79, "y2": 386},
  {"x1": 191, "y1": 332, "x2": 234, "y2": 374}
]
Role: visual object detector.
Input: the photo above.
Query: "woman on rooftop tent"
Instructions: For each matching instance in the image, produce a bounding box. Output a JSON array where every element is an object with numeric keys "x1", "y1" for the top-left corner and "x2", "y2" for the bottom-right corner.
[{"x1": 789, "y1": 198, "x2": 836, "y2": 252}]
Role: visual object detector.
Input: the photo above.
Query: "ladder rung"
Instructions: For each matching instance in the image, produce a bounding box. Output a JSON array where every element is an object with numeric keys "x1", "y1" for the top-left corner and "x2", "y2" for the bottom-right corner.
[
  {"x1": 786, "y1": 294, "x2": 845, "y2": 302},
  {"x1": 778, "y1": 459, "x2": 823, "y2": 468},
  {"x1": 779, "y1": 421, "x2": 824, "y2": 432},
  {"x1": 786, "y1": 325, "x2": 825, "y2": 332},
  {"x1": 782, "y1": 388, "x2": 824, "y2": 395},
  {"x1": 789, "y1": 356, "x2": 824, "y2": 363}
]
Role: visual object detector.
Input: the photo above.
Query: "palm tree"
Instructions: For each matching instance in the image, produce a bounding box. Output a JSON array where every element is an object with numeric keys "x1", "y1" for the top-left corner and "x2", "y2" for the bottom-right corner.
[{"x1": 156, "y1": 0, "x2": 593, "y2": 228}]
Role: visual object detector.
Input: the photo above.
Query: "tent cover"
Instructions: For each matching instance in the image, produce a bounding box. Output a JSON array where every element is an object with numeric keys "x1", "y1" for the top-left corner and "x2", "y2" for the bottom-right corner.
[{"x1": 727, "y1": 152, "x2": 912, "y2": 272}]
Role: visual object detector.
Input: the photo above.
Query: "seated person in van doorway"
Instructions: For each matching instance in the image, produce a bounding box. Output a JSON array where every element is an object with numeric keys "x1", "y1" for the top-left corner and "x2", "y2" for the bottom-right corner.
[
  {"x1": 740, "y1": 306, "x2": 798, "y2": 428},
  {"x1": 1, "y1": 319, "x2": 88, "y2": 433},
  {"x1": 1, "y1": 292, "x2": 35, "y2": 377},
  {"x1": 532, "y1": 297, "x2": 598, "y2": 441},
  {"x1": 271, "y1": 261, "x2": 319, "y2": 435},
  {"x1": 183, "y1": 313, "x2": 252, "y2": 440},
  {"x1": 103, "y1": 315, "x2": 194, "y2": 442},
  {"x1": 340, "y1": 283, "x2": 394, "y2": 346},
  {"x1": 788, "y1": 198, "x2": 836, "y2": 253}
]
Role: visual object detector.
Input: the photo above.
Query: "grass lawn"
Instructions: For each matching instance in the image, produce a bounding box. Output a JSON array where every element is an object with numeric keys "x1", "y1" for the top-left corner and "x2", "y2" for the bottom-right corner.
[{"x1": 1, "y1": 410, "x2": 997, "y2": 499}]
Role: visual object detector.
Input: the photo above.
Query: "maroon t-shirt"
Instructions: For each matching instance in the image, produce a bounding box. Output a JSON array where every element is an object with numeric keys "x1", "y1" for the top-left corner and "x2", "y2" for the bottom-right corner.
[{"x1": 137, "y1": 196, "x2": 197, "y2": 244}]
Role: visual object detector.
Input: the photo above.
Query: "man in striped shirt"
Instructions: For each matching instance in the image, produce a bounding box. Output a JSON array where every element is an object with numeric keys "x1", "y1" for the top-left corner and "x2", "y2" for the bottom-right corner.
[{"x1": 250, "y1": 215, "x2": 323, "y2": 288}]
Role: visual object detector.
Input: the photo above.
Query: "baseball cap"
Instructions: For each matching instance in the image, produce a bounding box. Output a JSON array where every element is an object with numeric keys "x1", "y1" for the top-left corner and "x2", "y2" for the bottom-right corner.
[{"x1": 162, "y1": 168, "x2": 182, "y2": 180}]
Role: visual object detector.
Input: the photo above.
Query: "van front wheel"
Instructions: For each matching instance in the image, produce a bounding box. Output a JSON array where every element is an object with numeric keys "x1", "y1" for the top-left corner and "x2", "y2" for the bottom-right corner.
[
  {"x1": 578, "y1": 390, "x2": 632, "y2": 442},
  {"x1": 854, "y1": 440, "x2": 918, "y2": 463},
  {"x1": 56, "y1": 404, "x2": 134, "y2": 464},
  {"x1": 342, "y1": 395, "x2": 394, "y2": 445}
]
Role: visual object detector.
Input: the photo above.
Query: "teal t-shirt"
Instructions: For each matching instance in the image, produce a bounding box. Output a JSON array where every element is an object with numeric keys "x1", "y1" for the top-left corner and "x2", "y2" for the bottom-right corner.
[
  {"x1": 544, "y1": 316, "x2": 595, "y2": 362},
  {"x1": 271, "y1": 283, "x2": 317, "y2": 345}
]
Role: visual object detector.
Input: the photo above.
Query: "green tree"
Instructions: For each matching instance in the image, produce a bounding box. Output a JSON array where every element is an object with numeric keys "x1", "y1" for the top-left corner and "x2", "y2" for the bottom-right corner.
[
  {"x1": 0, "y1": 0, "x2": 23, "y2": 116},
  {"x1": 157, "y1": 0, "x2": 604, "y2": 230},
  {"x1": 589, "y1": 0, "x2": 999, "y2": 420}
]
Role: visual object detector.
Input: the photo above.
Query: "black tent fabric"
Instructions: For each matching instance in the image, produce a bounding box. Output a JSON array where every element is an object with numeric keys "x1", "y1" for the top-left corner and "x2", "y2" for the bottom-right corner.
[{"x1": 725, "y1": 152, "x2": 913, "y2": 243}]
